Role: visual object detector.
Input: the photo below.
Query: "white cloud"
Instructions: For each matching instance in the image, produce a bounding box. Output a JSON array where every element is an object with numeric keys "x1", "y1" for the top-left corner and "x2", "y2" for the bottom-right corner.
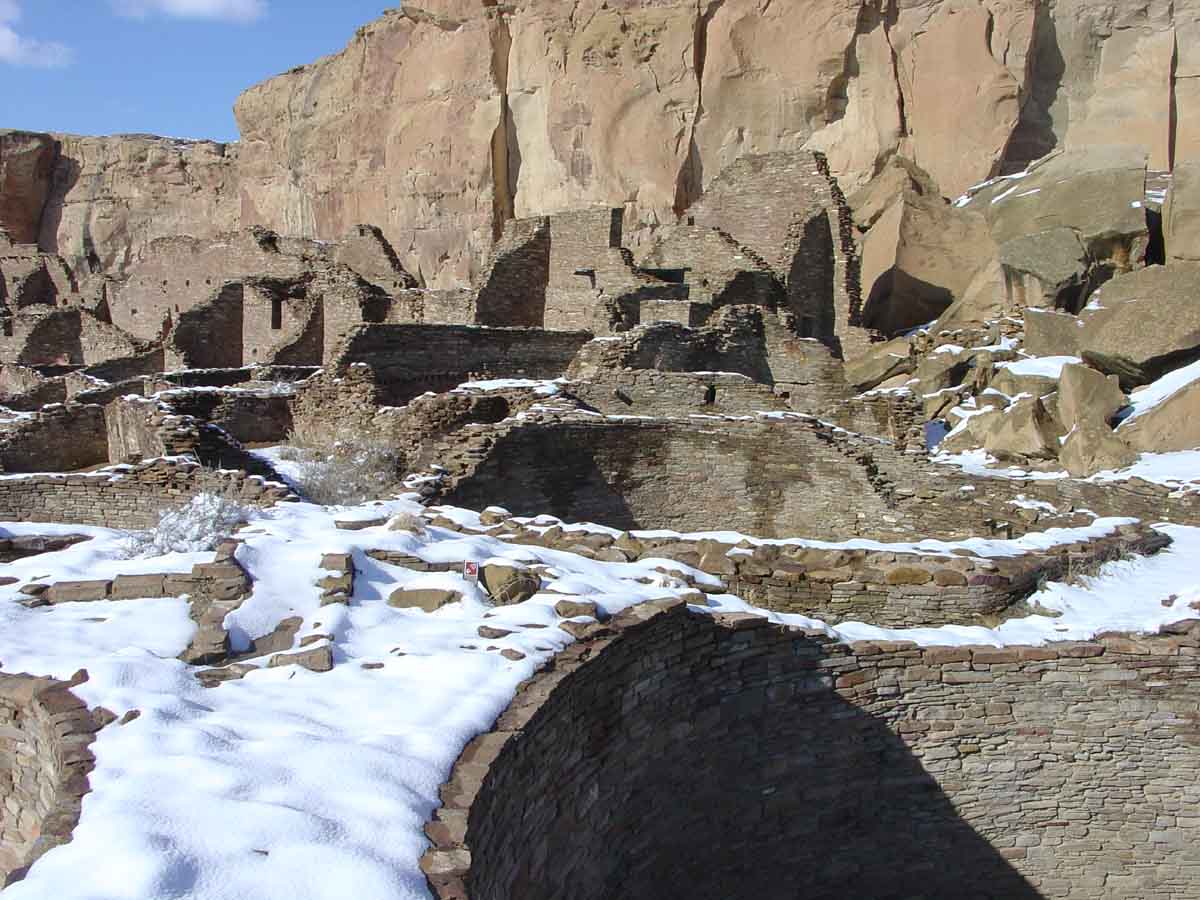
[
  {"x1": 0, "y1": 0, "x2": 73, "y2": 68},
  {"x1": 113, "y1": 0, "x2": 267, "y2": 23}
]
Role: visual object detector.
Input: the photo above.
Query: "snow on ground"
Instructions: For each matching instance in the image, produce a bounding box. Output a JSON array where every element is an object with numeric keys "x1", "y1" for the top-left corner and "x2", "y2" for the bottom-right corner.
[
  {"x1": 933, "y1": 447, "x2": 1200, "y2": 493},
  {"x1": 1116, "y1": 359, "x2": 1200, "y2": 425},
  {"x1": 451, "y1": 378, "x2": 564, "y2": 396},
  {"x1": 730, "y1": 522, "x2": 1200, "y2": 649},
  {"x1": 0, "y1": 498, "x2": 703, "y2": 900},
  {"x1": 995, "y1": 355, "x2": 1081, "y2": 379},
  {"x1": 2, "y1": 495, "x2": 1199, "y2": 899}
]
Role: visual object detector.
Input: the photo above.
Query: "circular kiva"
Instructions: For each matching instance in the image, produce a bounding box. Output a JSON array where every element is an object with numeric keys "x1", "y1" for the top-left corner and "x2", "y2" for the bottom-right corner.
[
  {"x1": 423, "y1": 600, "x2": 1200, "y2": 900},
  {"x1": 0, "y1": 672, "x2": 100, "y2": 887}
]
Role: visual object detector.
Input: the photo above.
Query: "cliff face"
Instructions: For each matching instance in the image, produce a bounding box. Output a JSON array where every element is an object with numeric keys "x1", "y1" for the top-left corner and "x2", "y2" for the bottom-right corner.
[
  {"x1": 5, "y1": 0, "x2": 1196, "y2": 289},
  {"x1": 234, "y1": 6, "x2": 506, "y2": 289},
  {"x1": 42, "y1": 135, "x2": 240, "y2": 278}
]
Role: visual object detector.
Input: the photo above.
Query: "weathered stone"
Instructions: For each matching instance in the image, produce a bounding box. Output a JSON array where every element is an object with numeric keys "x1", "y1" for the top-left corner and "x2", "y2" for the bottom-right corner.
[
  {"x1": 109, "y1": 574, "x2": 168, "y2": 601},
  {"x1": 553, "y1": 599, "x2": 598, "y2": 620},
  {"x1": 1057, "y1": 363, "x2": 1126, "y2": 430},
  {"x1": 46, "y1": 581, "x2": 112, "y2": 605},
  {"x1": 267, "y1": 645, "x2": 334, "y2": 673},
  {"x1": 983, "y1": 398, "x2": 1064, "y2": 462},
  {"x1": 480, "y1": 565, "x2": 541, "y2": 606},
  {"x1": 1060, "y1": 420, "x2": 1139, "y2": 478},
  {"x1": 859, "y1": 190, "x2": 995, "y2": 336},
  {"x1": 389, "y1": 588, "x2": 463, "y2": 613},
  {"x1": 1024, "y1": 309, "x2": 1085, "y2": 359},
  {"x1": 1076, "y1": 263, "x2": 1200, "y2": 387},
  {"x1": 1118, "y1": 375, "x2": 1200, "y2": 453}
]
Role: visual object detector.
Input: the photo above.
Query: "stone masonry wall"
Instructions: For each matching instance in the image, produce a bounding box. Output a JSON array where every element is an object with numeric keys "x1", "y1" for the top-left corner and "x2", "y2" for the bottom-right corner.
[
  {"x1": 441, "y1": 416, "x2": 901, "y2": 538},
  {"x1": 0, "y1": 672, "x2": 99, "y2": 887},
  {"x1": 0, "y1": 404, "x2": 108, "y2": 473},
  {"x1": 424, "y1": 602, "x2": 1200, "y2": 900},
  {"x1": 474, "y1": 217, "x2": 551, "y2": 327},
  {"x1": 0, "y1": 459, "x2": 294, "y2": 529},
  {"x1": 462, "y1": 513, "x2": 1167, "y2": 628},
  {"x1": 564, "y1": 371, "x2": 788, "y2": 418},
  {"x1": 330, "y1": 324, "x2": 592, "y2": 405}
]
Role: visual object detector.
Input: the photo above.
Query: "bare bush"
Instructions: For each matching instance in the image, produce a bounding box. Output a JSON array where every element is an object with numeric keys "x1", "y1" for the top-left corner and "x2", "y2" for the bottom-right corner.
[
  {"x1": 120, "y1": 491, "x2": 250, "y2": 558},
  {"x1": 280, "y1": 431, "x2": 405, "y2": 506}
]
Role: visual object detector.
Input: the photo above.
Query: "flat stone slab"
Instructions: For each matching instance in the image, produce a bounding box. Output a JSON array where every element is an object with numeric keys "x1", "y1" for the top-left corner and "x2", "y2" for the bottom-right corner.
[{"x1": 47, "y1": 580, "x2": 112, "y2": 604}]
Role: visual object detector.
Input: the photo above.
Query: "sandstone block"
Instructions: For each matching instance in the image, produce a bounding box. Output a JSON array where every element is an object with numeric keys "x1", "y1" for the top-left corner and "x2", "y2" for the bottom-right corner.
[
  {"x1": 389, "y1": 588, "x2": 463, "y2": 613},
  {"x1": 46, "y1": 581, "x2": 112, "y2": 604}
]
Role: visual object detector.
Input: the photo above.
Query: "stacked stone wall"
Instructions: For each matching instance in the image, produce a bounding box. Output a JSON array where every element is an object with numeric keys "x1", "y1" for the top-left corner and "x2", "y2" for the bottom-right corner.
[
  {"x1": 475, "y1": 217, "x2": 550, "y2": 327},
  {"x1": 441, "y1": 416, "x2": 901, "y2": 538},
  {"x1": 330, "y1": 324, "x2": 591, "y2": 405},
  {"x1": 826, "y1": 389, "x2": 925, "y2": 449},
  {"x1": 425, "y1": 602, "x2": 1200, "y2": 900},
  {"x1": 565, "y1": 371, "x2": 787, "y2": 417},
  {"x1": 0, "y1": 459, "x2": 293, "y2": 529},
  {"x1": 0, "y1": 404, "x2": 107, "y2": 473},
  {"x1": 0, "y1": 673, "x2": 99, "y2": 887}
]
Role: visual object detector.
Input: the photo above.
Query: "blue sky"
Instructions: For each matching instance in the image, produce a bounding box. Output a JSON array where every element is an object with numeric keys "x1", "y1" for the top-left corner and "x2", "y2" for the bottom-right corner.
[{"x1": 1, "y1": 1, "x2": 392, "y2": 141}]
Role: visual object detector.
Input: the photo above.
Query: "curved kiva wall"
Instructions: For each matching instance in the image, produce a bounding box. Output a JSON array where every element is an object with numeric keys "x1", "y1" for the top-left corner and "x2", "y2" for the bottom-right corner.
[
  {"x1": 0, "y1": 673, "x2": 100, "y2": 886},
  {"x1": 423, "y1": 602, "x2": 1200, "y2": 900}
]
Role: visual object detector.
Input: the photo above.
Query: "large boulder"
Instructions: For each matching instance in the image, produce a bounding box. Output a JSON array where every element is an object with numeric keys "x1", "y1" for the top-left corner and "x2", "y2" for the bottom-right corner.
[
  {"x1": 1118, "y1": 371, "x2": 1200, "y2": 453},
  {"x1": 1024, "y1": 309, "x2": 1085, "y2": 358},
  {"x1": 996, "y1": 228, "x2": 1094, "y2": 311},
  {"x1": 1058, "y1": 363, "x2": 1126, "y2": 431},
  {"x1": 479, "y1": 563, "x2": 541, "y2": 606},
  {"x1": 983, "y1": 397, "x2": 1065, "y2": 462},
  {"x1": 1060, "y1": 420, "x2": 1139, "y2": 477},
  {"x1": 843, "y1": 336, "x2": 915, "y2": 392},
  {"x1": 961, "y1": 147, "x2": 1149, "y2": 274},
  {"x1": 1076, "y1": 263, "x2": 1200, "y2": 387},
  {"x1": 859, "y1": 190, "x2": 996, "y2": 336}
]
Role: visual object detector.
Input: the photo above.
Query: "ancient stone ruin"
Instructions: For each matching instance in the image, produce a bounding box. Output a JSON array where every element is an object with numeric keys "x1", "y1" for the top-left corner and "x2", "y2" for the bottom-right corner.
[{"x1": 3, "y1": 1, "x2": 1200, "y2": 897}]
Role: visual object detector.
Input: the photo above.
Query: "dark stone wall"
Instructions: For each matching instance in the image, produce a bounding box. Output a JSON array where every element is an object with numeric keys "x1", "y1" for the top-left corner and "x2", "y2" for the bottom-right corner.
[
  {"x1": 429, "y1": 603, "x2": 1200, "y2": 900},
  {"x1": 442, "y1": 417, "x2": 895, "y2": 537},
  {"x1": 331, "y1": 324, "x2": 591, "y2": 405}
]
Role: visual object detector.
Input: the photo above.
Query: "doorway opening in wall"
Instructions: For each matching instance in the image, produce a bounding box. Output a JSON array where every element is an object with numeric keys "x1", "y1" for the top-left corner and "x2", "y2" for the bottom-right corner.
[
  {"x1": 271, "y1": 297, "x2": 283, "y2": 330},
  {"x1": 704, "y1": 385, "x2": 717, "y2": 406}
]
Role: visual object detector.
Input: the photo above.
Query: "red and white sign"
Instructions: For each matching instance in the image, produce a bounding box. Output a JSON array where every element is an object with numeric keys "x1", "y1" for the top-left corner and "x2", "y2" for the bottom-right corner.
[{"x1": 463, "y1": 561, "x2": 480, "y2": 582}]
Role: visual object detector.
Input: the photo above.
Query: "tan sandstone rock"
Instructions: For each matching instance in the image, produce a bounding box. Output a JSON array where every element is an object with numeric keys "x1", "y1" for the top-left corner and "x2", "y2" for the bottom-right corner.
[
  {"x1": 480, "y1": 563, "x2": 541, "y2": 606},
  {"x1": 1076, "y1": 263, "x2": 1200, "y2": 387},
  {"x1": 1057, "y1": 363, "x2": 1125, "y2": 431},
  {"x1": 1060, "y1": 420, "x2": 1139, "y2": 477},
  {"x1": 235, "y1": 4, "x2": 504, "y2": 289},
  {"x1": 1024, "y1": 309, "x2": 1085, "y2": 358},
  {"x1": 859, "y1": 189, "x2": 996, "y2": 336},
  {"x1": 45, "y1": 134, "x2": 239, "y2": 279},
  {"x1": 1118, "y1": 380, "x2": 1200, "y2": 453},
  {"x1": 1165, "y1": 161, "x2": 1200, "y2": 264},
  {"x1": 983, "y1": 397, "x2": 1065, "y2": 461},
  {"x1": 389, "y1": 588, "x2": 464, "y2": 613},
  {"x1": 0, "y1": 131, "x2": 57, "y2": 246}
]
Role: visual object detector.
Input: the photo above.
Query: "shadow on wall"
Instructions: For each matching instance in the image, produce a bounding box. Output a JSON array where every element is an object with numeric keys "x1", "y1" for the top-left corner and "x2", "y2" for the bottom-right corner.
[
  {"x1": 466, "y1": 619, "x2": 1045, "y2": 900},
  {"x1": 452, "y1": 429, "x2": 640, "y2": 529}
]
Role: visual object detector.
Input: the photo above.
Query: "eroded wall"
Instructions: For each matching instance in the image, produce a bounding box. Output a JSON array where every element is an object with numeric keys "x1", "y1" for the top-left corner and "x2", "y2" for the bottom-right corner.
[{"x1": 0, "y1": 673, "x2": 99, "y2": 887}]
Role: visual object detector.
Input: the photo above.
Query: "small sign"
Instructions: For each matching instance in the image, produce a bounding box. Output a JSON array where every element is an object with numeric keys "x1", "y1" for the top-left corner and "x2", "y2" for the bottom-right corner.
[{"x1": 463, "y1": 561, "x2": 480, "y2": 583}]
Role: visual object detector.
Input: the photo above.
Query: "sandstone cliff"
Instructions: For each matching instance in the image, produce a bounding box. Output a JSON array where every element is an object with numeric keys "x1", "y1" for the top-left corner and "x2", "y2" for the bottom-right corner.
[
  {"x1": 230, "y1": 0, "x2": 1196, "y2": 289},
  {"x1": 5, "y1": 0, "x2": 1196, "y2": 290}
]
